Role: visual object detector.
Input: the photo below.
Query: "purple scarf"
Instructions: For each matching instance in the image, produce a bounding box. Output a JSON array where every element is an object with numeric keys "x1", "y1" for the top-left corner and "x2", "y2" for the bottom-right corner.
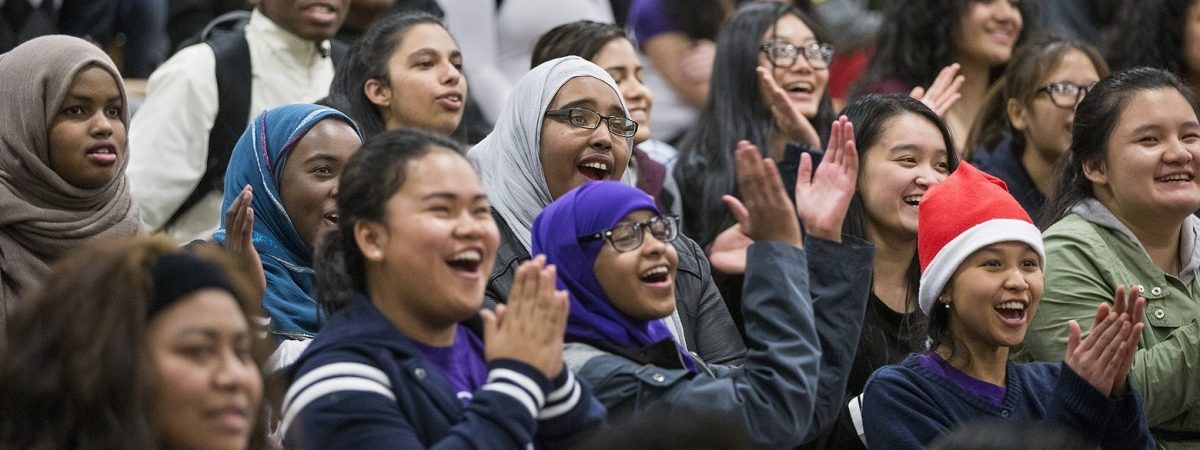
[{"x1": 531, "y1": 181, "x2": 694, "y2": 372}]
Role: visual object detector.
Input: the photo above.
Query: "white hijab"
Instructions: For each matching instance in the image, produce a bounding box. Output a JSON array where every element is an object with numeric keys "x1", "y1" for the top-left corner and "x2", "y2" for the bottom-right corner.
[{"x1": 469, "y1": 56, "x2": 634, "y2": 252}]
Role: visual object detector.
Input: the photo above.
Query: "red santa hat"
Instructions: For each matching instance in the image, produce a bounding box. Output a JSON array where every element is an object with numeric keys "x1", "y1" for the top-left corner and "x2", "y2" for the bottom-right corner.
[{"x1": 917, "y1": 163, "x2": 1045, "y2": 314}]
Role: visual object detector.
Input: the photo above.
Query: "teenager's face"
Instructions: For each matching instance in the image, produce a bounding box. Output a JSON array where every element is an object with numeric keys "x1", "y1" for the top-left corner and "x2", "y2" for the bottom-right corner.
[
  {"x1": 366, "y1": 150, "x2": 499, "y2": 326},
  {"x1": 146, "y1": 288, "x2": 262, "y2": 450},
  {"x1": 1010, "y1": 49, "x2": 1101, "y2": 161},
  {"x1": 257, "y1": 0, "x2": 349, "y2": 41},
  {"x1": 279, "y1": 119, "x2": 361, "y2": 248},
  {"x1": 1089, "y1": 88, "x2": 1200, "y2": 221},
  {"x1": 47, "y1": 65, "x2": 126, "y2": 189},
  {"x1": 943, "y1": 242, "x2": 1043, "y2": 350},
  {"x1": 593, "y1": 209, "x2": 679, "y2": 320},
  {"x1": 759, "y1": 14, "x2": 828, "y2": 119},
  {"x1": 371, "y1": 24, "x2": 466, "y2": 136},
  {"x1": 859, "y1": 113, "x2": 951, "y2": 241},
  {"x1": 539, "y1": 76, "x2": 631, "y2": 199},
  {"x1": 592, "y1": 37, "x2": 654, "y2": 144},
  {"x1": 953, "y1": 0, "x2": 1022, "y2": 67}
]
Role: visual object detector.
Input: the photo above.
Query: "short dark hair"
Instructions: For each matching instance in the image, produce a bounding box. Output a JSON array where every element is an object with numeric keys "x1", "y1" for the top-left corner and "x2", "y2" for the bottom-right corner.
[
  {"x1": 531, "y1": 20, "x2": 628, "y2": 69},
  {"x1": 314, "y1": 128, "x2": 467, "y2": 313}
]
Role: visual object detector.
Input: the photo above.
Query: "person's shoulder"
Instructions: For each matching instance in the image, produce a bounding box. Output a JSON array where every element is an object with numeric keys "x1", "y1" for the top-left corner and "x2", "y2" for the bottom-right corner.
[{"x1": 1042, "y1": 213, "x2": 1096, "y2": 242}]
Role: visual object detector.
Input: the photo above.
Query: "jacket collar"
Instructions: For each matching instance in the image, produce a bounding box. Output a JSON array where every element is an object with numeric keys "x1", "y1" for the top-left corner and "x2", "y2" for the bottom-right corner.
[{"x1": 1071, "y1": 198, "x2": 1200, "y2": 283}]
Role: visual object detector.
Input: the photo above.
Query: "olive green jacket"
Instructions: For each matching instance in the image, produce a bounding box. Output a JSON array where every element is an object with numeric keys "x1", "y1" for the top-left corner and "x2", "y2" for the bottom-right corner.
[{"x1": 1019, "y1": 201, "x2": 1200, "y2": 449}]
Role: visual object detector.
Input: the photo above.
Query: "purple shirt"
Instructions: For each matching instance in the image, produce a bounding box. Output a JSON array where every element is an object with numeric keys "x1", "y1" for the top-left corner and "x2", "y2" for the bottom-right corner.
[
  {"x1": 411, "y1": 326, "x2": 489, "y2": 405},
  {"x1": 916, "y1": 353, "x2": 1007, "y2": 407}
]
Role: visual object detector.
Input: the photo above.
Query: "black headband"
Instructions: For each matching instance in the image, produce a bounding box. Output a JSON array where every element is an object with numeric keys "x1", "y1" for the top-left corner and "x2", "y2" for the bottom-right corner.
[{"x1": 149, "y1": 252, "x2": 237, "y2": 318}]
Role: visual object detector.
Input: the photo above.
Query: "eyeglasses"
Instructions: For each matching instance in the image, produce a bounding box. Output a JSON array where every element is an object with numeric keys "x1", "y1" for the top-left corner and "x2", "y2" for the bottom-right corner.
[
  {"x1": 760, "y1": 41, "x2": 834, "y2": 70},
  {"x1": 1037, "y1": 81, "x2": 1096, "y2": 108},
  {"x1": 544, "y1": 107, "x2": 639, "y2": 138},
  {"x1": 578, "y1": 215, "x2": 679, "y2": 252}
]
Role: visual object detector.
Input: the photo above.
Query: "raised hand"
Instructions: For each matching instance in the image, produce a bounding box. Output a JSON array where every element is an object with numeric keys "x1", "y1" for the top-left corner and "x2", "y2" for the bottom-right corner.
[
  {"x1": 794, "y1": 116, "x2": 859, "y2": 242},
  {"x1": 225, "y1": 185, "x2": 266, "y2": 295},
  {"x1": 721, "y1": 140, "x2": 803, "y2": 249},
  {"x1": 1108, "y1": 285, "x2": 1146, "y2": 395},
  {"x1": 909, "y1": 64, "x2": 965, "y2": 117},
  {"x1": 758, "y1": 66, "x2": 821, "y2": 147},
  {"x1": 708, "y1": 223, "x2": 753, "y2": 275},
  {"x1": 482, "y1": 255, "x2": 568, "y2": 379}
]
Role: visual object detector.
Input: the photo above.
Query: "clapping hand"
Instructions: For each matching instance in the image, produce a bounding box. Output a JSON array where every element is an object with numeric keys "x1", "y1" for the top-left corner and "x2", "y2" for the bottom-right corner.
[
  {"x1": 721, "y1": 141, "x2": 804, "y2": 249},
  {"x1": 483, "y1": 256, "x2": 569, "y2": 379},
  {"x1": 909, "y1": 64, "x2": 964, "y2": 117},
  {"x1": 794, "y1": 116, "x2": 858, "y2": 242},
  {"x1": 758, "y1": 66, "x2": 821, "y2": 147},
  {"x1": 224, "y1": 185, "x2": 266, "y2": 296},
  {"x1": 1064, "y1": 285, "x2": 1145, "y2": 396}
]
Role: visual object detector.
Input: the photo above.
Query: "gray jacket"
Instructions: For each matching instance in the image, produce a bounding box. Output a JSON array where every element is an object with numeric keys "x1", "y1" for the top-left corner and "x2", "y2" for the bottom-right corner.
[
  {"x1": 564, "y1": 237, "x2": 874, "y2": 448},
  {"x1": 486, "y1": 209, "x2": 747, "y2": 365}
]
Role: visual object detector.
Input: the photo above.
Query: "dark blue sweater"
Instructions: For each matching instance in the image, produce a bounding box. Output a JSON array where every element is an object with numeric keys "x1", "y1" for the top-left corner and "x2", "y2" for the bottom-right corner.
[
  {"x1": 281, "y1": 294, "x2": 606, "y2": 449},
  {"x1": 863, "y1": 353, "x2": 1154, "y2": 449}
]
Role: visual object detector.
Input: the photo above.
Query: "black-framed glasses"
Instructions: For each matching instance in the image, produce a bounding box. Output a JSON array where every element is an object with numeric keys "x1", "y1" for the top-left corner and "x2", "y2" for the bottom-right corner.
[
  {"x1": 578, "y1": 215, "x2": 679, "y2": 252},
  {"x1": 760, "y1": 41, "x2": 834, "y2": 70},
  {"x1": 1037, "y1": 81, "x2": 1096, "y2": 108},
  {"x1": 544, "y1": 107, "x2": 639, "y2": 138}
]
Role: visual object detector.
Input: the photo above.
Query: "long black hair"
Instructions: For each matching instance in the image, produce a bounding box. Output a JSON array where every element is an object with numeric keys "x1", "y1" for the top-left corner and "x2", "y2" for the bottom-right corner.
[
  {"x1": 1040, "y1": 67, "x2": 1200, "y2": 229},
  {"x1": 852, "y1": 0, "x2": 1036, "y2": 98},
  {"x1": 674, "y1": 1, "x2": 835, "y2": 246},
  {"x1": 842, "y1": 94, "x2": 960, "y2": 355},
  {"x1": 326, "y1": 12, "x2": 465, "y2": 140},
  {"x1": 1107, "y1": 0, "x2": 1199, "y2": 79},
  {"x1": 314, "y1": 128, "x2": 466, "y2": 314}
]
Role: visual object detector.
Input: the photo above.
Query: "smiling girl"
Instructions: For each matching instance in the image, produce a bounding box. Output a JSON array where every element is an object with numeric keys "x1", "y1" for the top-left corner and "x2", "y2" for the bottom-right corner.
[
  {"x1": 214, "y1": 103, "x2": 363, "y2": 368},
  {"x1": 535, "y1": 130, "x2": 870, "y2": 448},
  {"x1": 855, "y1": 0, "x2": 1031, "y2": 150},
  {"x1": 469, "y1": 56, "x2": 746, "y2": 365},
  {"x1": 862, "y1": 163, "x2": 1153, "y2": 449},
  {"x1": 281, "y1": 129, "x2": 604, "y2": 448},
  {"x1": 1023, "y1": 67, "x2": 1200, "y2": 448},
  {"x1": 0, "y1": 35, "x2": 140, "y2": 323}
]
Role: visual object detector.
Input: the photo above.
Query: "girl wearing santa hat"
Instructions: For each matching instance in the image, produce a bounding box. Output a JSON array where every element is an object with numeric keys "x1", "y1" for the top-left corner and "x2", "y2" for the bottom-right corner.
[{"x1": 861, "y1": 162, "x2": 1154, "y2": 449}]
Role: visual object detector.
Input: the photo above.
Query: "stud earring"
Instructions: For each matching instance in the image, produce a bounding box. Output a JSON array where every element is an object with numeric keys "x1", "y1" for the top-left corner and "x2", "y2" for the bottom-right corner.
[{"x1": 944, "y1": 302, "x2": 951, "y2": 309}]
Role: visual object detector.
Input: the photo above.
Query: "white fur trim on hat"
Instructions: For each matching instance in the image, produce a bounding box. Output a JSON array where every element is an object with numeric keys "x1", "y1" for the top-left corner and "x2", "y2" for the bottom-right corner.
[{"x1": 918, "y1": 219, "x2": 1045, "y2": 314}]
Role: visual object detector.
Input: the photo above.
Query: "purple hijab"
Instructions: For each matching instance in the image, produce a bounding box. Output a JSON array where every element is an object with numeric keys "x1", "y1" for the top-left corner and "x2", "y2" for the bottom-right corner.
[{"x1": 531, "y1": 181, "x2": 693, "y2": 371}]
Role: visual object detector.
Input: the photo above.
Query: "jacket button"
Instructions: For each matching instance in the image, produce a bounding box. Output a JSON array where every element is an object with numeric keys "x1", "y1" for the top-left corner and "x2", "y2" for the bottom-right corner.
[
  {"x1": 1151, "y1": 287, "x2": 1163, "y2": 296},
  {"x1": 1001, "y1": 410, "x2": 1010, "y2": 417},
  {"x1": 652, "y1": 373, "x2": 666, "y2": 383},
  {"x1": 1137, "y1": 285, "x2": 1146, "y2": 294},
  {"x1": 1155, "y1": 309, "x2": 1166, "y2": 319},
  {"x1": 414, "y1": 367, "x2": 427, "y2": 380}
]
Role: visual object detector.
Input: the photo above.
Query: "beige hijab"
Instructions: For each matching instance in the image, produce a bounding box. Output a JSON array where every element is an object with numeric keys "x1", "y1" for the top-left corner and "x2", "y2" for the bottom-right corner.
[{"x1": 0, "y1": 36, "x2": 140, "y2": 326}]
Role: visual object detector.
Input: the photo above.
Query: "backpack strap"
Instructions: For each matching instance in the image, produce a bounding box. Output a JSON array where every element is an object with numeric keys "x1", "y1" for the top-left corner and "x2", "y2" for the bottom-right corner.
[{"x1": 161, "y1": 27, "x2": 251, "y2": 231}]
